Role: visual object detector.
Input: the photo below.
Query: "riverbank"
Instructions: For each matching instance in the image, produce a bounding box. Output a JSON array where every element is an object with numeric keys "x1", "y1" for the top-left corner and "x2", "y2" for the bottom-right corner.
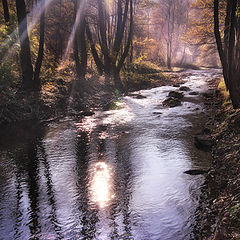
[
  {"x1": 193, "y1": 78, "x2": 240, "y2": 239},
  {"x1": 0, "y1": 66, "x2": 183, "y2": 126}
]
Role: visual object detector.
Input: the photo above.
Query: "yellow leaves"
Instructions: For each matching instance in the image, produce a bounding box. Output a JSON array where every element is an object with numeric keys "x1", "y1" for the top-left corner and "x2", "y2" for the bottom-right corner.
[{"x1": 185, "y1": 0, "x2": 226, "y2": 46}]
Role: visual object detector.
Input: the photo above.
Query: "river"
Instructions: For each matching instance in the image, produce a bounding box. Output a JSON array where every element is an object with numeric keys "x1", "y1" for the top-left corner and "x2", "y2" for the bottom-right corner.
[{"x1": 0, "y1": 70, "x2": 221, "y2": 240}]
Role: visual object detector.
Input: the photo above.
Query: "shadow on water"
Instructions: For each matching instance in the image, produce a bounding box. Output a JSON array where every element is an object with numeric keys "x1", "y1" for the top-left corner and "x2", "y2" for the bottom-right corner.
[
  {"x1": 75, "y1": 130, "x2": 99, "y2": 239},
  {"x1": 0, "y1": 122, "x2": 65, "y2": 239}
]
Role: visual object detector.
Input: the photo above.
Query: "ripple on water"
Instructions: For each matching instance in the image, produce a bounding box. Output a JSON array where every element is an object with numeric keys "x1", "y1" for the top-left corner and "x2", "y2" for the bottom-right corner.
[{"x1": 0, "y1": 70, "x2": 220, "y2": 239}]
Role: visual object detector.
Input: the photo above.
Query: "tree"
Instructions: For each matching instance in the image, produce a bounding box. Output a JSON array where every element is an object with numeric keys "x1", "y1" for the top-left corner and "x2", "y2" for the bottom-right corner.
[
  {"x1": 214, "y1": 0, "x2": 240, "y2": 108},
  {"x1": 73, "y1": 0, "x2": 87, "y2": 80},
  {"x1": 16, "y1": 0, "x2": 45, "y2": 90},
  {"x1": 2, "y1": 0, "x2": 9, "y2": 22},
  {"x1": 151, "y1": 0, "x2": 190, "y2": 68},
  {"x1": 86, "y1": 0, "x2": 133, "y2": 90},
  {"x1": 34, "y1": 0, "x2": 45, "y2": 89},
  {"x1": 16, "y1": 0, "x2": 34, "y2": 90}
]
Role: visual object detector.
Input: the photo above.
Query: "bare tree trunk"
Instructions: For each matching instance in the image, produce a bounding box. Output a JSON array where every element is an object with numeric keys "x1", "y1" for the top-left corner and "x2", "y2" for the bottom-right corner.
[
  {"x1": 16, "y1": 0, "x2": 34, "y2": 90},
  {"x1": 214, "y1": 0, "x2": 227, "y2": 86},
  {"x1": 166, "y1": 1, "x2": 172, "y2": 69},
  {"x1": 33, "y1": 0, "x2": 45, "y2": 90},
  {"x1": 98, "y1": 0, "x2": 112, "y2": 74},
  {"x1": 86, "y1": 23, "x2": 104, "y2": 74},
  {"x1": 79, "y1": 19, "x2": 87, "y2": 78},
  {"x1": 223, "y1": 0, "x2": 231, "y2": 89},
  {"x1": 227, "y1": 0, "x2": 240, "y2": 108},
  {"x1": 113, "y1": 0, "x2": 129, "y2": 58},
  {"x1": 117, "y1": 0, "x2": 133, "y2": 73},
  {"x1": 2, "y1": 0, "x2": 10, "y2": 22},
  {"x1": 73, "y1": 0, "x2": 87, "y2": 80},
  {"x1": 114, "y1": 0, "x2": 133, "y2": 90}
]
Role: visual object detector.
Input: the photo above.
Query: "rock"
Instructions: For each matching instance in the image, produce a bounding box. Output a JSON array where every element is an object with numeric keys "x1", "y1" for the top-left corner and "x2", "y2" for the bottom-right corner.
[
  {"x1": 168, "y1": 91, "x2": 184, "y2": 99},
  {"x1": 163, "y1": 97, "x2": 181, "y2": 107},
  {"x1": 136, "y1": 94, "x2": 147, "y2": 99},
  {"x1": 194, "y1": 134, "x2": 214, "y2": 151},
  {"x1": 189, "y1": 91, "x2": 199, "y2": 95},
  {"x1": 173, "y1": 84, "x2": 180, "y2": 87},
  {"x1": 153, "y1": 112, "x2": 162, "y2": 115},
  {"x1": 179, "y1": 86, "x2": 191, "y2": 91},
  {"x1": 128, "y1": 94, "x2": 147, "y2": 99},
  {"x1": 81, "y1": 110, "x2": 95, "y2": 116},
  {"x1": 184, "y1": 169, "x2": 209, "y2": 175},
  {"x1": 202, "y1": 91, "x2": 214, "y2": 98},
  {"x1": 202, "y1": 127, "x2": 212, "y2": 134}
]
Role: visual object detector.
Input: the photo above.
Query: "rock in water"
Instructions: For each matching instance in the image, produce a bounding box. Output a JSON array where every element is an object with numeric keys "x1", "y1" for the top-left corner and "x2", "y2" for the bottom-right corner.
[
  {"x1": 194, "y1": 134, "x2": 214, "y2": 151},
  {"x1": 81, "y1": 110, "x2": 95, "y2": 116},
  {"x1": 168, "y1": 91, "x2": 184, "y2": 99},
  {"x1": 179, "y1": 86, "x2": 191, "y2": 91},
  {"x1": 136, "y1": 94, "x2": 147, "y2": 99},
  {"x1": 184, "y1": 169, "x2": 209, "y2": 175},
  {"x1": 162, "y1": 97, "x2": 181, "y2": 108},
  {"x1": 189, "y1": 91, "x2": 199, "y2": 95}
]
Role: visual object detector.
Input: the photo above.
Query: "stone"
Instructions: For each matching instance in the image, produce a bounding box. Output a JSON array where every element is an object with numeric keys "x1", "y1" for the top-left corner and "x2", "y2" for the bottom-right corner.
[
  {"x1": 194, "y1": 134, "x2": 214, "y2": 151},
  {"x1": 168, "y1": 91, "x2": 184, "y2": 99},
  {"x1": 179, "y1": 86, "x2": 191, "y2": 91},
  {"x1": 189, "y1": 91, "x2": 199, "y2": 95},
  {"x1": 163, "y1": 97, "x2": 181, "y2": 107},
  {"x1": 136, "y1": 94, "x2": 147, "y2": 99},
  {"x1": 81, "y1": 110, "x2": 95, "y2": 116},
  {"x1": 184, "y1": 169, "x2": 209, "y2": 175}
]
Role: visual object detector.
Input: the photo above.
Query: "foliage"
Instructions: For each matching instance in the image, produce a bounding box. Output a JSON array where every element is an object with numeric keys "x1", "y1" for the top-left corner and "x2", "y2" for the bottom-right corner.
[
  {"x1": 127, "y1": 61, "x2": 161, "y2": 74},
  {"x1": 122, "y1": 61, "x2": 168, "y2": 90}
]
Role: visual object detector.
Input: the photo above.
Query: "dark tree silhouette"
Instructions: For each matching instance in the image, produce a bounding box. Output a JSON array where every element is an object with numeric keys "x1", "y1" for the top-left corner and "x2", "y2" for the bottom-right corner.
[
  {"x1": 16, "y1": 0, "x2": 34, "y2": 90},
  {"x1": 214, "y1": 0, "x2": 240, "y2": 108},
  {"x1": 2, "y1": 0, "x2": 9, "y2": 22}
]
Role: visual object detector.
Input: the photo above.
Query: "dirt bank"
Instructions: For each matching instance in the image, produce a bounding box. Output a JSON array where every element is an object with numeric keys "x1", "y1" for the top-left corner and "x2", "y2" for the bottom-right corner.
[
  {"x1": 193, "y1": 78, "x2": 240, "y2": 239},
  {"x1": 0, "y1": 70, "x2": 180, "y2": 126}
]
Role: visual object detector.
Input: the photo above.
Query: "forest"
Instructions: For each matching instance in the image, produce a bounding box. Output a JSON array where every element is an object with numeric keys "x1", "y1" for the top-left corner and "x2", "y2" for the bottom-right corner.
[{"x1": 0, "y1": 0, "x2": 240, "y2": 239}]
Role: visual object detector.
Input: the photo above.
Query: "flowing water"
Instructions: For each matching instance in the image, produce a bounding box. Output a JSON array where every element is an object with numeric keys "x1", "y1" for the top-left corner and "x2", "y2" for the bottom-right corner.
[{"x1": 0, "y1": 70, "x2": 221, "y2": 240}]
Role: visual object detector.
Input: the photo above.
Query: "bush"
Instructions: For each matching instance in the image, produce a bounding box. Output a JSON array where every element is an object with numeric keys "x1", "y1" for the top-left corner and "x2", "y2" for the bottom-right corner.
[{"x1": 127, "y1": 61, "x2": 161, "y2": 74}]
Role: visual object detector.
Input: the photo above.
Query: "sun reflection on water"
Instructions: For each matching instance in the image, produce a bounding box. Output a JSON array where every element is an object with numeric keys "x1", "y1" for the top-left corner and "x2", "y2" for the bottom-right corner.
[{"x1": 89, "y1": 162, "x2": 114, "y2": 208}]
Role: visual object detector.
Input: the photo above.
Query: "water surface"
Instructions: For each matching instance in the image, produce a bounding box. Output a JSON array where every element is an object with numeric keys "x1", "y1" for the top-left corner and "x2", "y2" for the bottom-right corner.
[{"x1": 0, "y1": 70, "x2": 221, "y2": 240}]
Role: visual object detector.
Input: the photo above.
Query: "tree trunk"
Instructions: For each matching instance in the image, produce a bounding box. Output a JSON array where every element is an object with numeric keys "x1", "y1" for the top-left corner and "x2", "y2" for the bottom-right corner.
[
  {"x1": 86, "y1": 23, "x2": 104, "y2": 75},
  {"x1": 98, "y1": 0, "x2": 112, "y2": 74},
  {"x1": 33, "y1": 0, "x2": 45, "y2": 90},
  {"x1": 223, "y1": 0, "x2": 231, "y2": 89},
  {"x1": 16, "y1": 0, "x2": 34, "y2": 90},
  {"x1": 114, "y1": 0, "x2": 133, "y2": 91},
  {"x1": 113, "y1": 67, "x2": 124, "y2": 91},
  {"x1": 2, "y1": 0, "x2": 10, "y2": 22},
  {"x1": 214, "y1": 0, "x2": 228, "y2": 87},
  {"x1": 227, "y1": 0, "x2": 240, "y2": 108},
  {"x1": 79, "y1": 19, "x2": 87, "y2": 78},
  {"x1": 73, "y1": 0, "x2": 87, "y2": 80},
  {"x1": 113, "y1": 0, "x2": 129, "y2": 58}
]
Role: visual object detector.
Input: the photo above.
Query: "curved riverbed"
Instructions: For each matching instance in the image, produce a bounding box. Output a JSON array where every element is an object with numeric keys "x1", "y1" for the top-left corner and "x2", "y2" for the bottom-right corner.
[{"x1": 0, "y1": 70, "x2": 221, "y2": 240}]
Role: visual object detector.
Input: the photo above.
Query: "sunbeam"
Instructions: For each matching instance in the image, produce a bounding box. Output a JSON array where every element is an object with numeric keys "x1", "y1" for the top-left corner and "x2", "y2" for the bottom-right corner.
[
  {"x1": 61, "y1": 0, "x2": 87, "y2": 63},
  {"x1": 0, "y1": 0, "x2": 55, "y2": 65}
]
